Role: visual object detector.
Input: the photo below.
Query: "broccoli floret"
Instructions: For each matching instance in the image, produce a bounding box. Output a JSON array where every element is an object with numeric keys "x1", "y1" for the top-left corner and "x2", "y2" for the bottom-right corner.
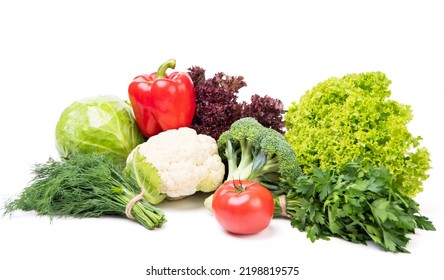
[{"x1": 217, "y1": 118, "x2": 302, "y2": 191}]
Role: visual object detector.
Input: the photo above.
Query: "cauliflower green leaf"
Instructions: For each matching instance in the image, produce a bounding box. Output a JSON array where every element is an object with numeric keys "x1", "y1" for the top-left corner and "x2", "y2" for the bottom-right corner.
[{"x1": 124, "y1": 147, "x2": 166, "y2": 205}]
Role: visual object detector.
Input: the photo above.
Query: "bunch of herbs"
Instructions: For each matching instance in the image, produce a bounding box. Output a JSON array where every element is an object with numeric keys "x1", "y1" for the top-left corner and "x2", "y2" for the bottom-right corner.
[
  {"x1": 274, "y1": 161, "x2": 435, "y2": 253},
  {"x1": 4, "y1": 153, "x2": 166, "y2": 230}
]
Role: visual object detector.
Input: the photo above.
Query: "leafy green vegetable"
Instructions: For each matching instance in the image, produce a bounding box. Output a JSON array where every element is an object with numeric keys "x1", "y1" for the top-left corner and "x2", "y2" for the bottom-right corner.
[
  {"x1": 284, "y1": 71, "x2": 431, "y2": 197},
  {"x1": 55, "y1": 95, "x2": 145, "y2": 165},
  {"x1": 4, "y1": 153, "x2": 166, "y2": 230},
  {"x1": 274, "y1": 161, "x2": 435, "y2": 253}
]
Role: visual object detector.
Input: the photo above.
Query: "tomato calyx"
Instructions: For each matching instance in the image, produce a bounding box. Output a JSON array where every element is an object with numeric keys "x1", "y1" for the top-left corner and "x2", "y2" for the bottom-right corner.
[{"x1": 232, "y1": 179, "x2": 252, "y2": 193}]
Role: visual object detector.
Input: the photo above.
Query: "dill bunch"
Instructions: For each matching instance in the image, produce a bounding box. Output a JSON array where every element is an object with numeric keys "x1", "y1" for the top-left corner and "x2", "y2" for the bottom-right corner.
[{"x1": 4, "y1": 153, "x2": 166, "y2": 230}]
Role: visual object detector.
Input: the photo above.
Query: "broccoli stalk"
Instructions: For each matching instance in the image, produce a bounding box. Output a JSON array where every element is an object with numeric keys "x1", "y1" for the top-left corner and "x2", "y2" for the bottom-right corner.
[{"x1": 225, "y1": 140, "x2": 279, "y2": 187}]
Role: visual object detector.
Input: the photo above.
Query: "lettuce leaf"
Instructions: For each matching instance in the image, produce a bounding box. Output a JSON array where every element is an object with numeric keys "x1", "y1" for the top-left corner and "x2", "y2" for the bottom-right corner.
[{"x1": 285, "y1": 72, "x2": 430, "y2": 197}]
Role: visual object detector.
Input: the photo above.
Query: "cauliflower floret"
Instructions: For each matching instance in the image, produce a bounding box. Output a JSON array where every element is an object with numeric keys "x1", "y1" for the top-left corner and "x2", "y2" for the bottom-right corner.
[{"x1": 128, "y1": 127, "x2": 225, "y2": 199}]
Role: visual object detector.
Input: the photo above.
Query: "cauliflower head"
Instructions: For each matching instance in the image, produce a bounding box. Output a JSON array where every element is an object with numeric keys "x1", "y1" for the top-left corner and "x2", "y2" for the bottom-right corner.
[{"x1": 127, "y1": 127, "x2": 225, "y2": 199}]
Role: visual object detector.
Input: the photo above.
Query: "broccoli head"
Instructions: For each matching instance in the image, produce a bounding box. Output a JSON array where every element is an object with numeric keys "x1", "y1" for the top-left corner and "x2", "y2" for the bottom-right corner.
[{"x1": 217, "y1": 117, "x2": 302, "y2": 191}]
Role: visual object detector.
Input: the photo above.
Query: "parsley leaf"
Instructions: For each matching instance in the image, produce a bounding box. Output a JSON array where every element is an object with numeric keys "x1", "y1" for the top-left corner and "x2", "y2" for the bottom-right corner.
[{"x1": 279, "y1": 161, "x2": 435, "y2": 253}]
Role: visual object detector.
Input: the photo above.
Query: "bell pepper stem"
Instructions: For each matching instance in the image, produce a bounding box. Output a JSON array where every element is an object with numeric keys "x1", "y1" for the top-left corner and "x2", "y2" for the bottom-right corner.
[{"x1": 157, "y1": 59, "x2": 176, "y2": 78}]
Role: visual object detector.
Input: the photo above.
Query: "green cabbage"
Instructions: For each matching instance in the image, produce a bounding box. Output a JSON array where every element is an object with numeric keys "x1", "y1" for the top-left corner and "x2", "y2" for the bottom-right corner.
[
  {"x1": 55, "y1": 95, "x2": 145, "y2": 165},
  {"x1": 285, "y1": 71, "x2": 430, "y2": 197}
]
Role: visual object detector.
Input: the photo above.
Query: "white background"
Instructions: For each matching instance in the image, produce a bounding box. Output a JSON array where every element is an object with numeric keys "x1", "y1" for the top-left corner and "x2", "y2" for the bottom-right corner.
[{"x1": 1, "y1": 0, "x2": 443, "y2": 279}]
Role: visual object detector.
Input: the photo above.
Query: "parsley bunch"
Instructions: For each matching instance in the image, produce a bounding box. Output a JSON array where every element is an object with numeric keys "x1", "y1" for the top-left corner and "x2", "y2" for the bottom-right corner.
[{"x1": 275, "y1": 161, "x2": 435, "y2": 253}]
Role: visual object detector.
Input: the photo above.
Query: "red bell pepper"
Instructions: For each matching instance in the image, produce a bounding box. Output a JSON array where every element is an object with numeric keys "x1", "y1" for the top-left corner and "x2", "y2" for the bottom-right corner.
[{"x1": 128, "y1": 59, "x2": 196, "y2": 137}]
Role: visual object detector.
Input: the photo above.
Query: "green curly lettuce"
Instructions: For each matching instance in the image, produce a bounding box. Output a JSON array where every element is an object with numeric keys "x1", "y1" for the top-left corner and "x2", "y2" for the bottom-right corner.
[{"x1": 284, "y1": 71, "x2": 430, "y2": 197}]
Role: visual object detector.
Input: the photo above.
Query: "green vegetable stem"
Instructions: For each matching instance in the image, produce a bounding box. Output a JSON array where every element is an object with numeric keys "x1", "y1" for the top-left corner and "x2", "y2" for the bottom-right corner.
[
  {"x1": 4, "y1": 154, "x2": 166, "y2": 230},
  {"x1": 274, "y1": 161, "x2": 435, "y2": 253}
]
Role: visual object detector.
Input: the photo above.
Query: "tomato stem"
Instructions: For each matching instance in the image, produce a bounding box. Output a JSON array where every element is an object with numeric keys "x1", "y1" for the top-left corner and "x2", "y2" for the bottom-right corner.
[{"x1": 233, "y1": 179, "x2": 245, "y2": 192}]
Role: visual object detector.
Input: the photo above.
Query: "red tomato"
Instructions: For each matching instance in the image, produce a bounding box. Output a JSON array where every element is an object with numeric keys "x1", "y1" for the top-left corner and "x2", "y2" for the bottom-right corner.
[{"x1": 212, "y1": 180, "x2": 274, "y2": 235}]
